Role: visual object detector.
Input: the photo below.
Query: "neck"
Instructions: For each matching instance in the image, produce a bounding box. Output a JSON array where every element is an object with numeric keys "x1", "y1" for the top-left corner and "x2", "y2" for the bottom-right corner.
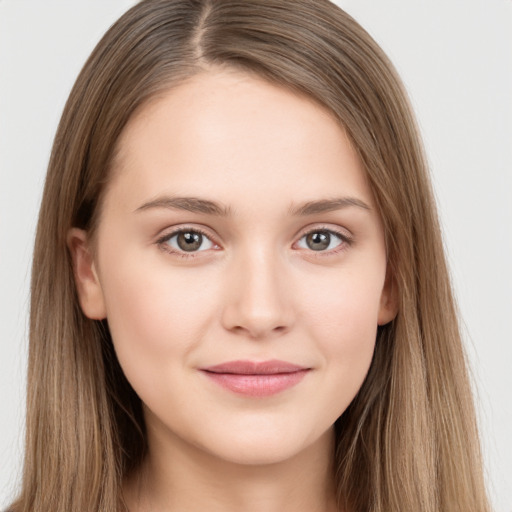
[{"x1": 125, "y1": 422, "x2": 338, "y2": 512}]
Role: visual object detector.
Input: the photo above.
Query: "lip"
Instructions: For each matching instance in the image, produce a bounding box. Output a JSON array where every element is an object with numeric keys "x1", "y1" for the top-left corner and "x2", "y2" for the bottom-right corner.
[{"x1": 200, "y1": 359, "x2": 310, "y2": 397}]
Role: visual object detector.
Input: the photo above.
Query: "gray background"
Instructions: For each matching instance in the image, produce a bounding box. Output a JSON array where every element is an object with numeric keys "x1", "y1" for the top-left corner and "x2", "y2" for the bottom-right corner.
[{"x1": 1, "y1": 1, "x2": 511, "y2": 510}]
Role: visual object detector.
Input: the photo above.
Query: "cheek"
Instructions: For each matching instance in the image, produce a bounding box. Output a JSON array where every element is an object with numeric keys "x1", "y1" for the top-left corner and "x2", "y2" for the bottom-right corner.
[
  {"x1": 299, "y1": 265, "x2": 384, "y2": 395},
  {"x1": 98, "y1": 253, "x2": 219, "y2": 382},
  {"x1": 302, "y1": 263, "x2": 384, "y2": 341}
]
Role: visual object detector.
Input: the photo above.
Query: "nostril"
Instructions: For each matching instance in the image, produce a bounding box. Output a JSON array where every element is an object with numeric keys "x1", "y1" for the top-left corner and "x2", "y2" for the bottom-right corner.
[{"x1": 229, "y1": 322, "x2": 289, "y2": 340}]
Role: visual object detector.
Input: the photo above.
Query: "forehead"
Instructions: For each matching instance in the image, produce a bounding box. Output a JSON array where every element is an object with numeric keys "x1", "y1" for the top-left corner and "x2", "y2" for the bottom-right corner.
[{"x1": 107, "y1": 69, "x2": 374, "y2": 214}]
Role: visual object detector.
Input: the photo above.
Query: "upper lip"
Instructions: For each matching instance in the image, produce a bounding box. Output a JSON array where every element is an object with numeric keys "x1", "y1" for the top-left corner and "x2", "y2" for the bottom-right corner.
[{"x1": 201, "y1": 359, "x2": 308, "y2": 375}]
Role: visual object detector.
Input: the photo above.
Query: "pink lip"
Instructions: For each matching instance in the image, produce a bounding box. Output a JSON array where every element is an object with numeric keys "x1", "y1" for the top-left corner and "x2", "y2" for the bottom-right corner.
[{"x1": 200, "y1": 360, "x2": 310, "y2": 397}]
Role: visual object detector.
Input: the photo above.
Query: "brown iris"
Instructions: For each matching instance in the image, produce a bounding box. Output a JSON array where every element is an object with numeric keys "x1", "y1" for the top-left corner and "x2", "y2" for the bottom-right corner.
[
  {"x1": 177, "y1": 231, "x2": 203, "y2": 251},
  {"x1": 305, "y1": 231, "x2": 331, "y2": 251}
]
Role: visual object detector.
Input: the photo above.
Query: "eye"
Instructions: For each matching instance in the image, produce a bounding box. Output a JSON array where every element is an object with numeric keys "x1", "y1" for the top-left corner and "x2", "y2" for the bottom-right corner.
[
  {"x1": 159, "y1": 228, "x2": 216, "y2": 254},
  {"x1": 296, "y1": 229, "x2": 349, "y2": 252}
]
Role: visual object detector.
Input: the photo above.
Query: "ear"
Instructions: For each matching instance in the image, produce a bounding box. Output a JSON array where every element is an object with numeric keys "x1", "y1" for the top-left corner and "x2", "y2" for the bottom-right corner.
[
  {"x1": 67, "y1": 228, "x2": 107, "y2": 320},
  {"x1": 377, "y1": 267, "x2": 398, "y2": 326}
]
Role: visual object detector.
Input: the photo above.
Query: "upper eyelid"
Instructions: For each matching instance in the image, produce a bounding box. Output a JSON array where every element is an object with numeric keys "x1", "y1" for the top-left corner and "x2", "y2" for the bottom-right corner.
[
  {"x1": 293, "y1": 226, "x2": 352, "y2": 251},
  {"x1": 299, "y1": 225, "x2": 351, "y2": 238},
  {"x1": 157, "y1": 225, "x2": 217, "y2": 241},
  {"x1": 294, "y1": 224, "x2": 353, "y2": 246},
  {"x1": 156, "y1": 227, "x2": 218, "y2": 257}
]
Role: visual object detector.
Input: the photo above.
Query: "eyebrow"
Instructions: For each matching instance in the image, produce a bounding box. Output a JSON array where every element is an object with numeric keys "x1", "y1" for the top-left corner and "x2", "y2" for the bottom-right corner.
[
  {"x1": 134, "y1": 195, "x2": 371, "y2": 216},
  {"x1": 288, "y1": 197, "x2": 371, "y2": 216},
  {"x1": 135, "y1": 196, "x2": 233, "y2": 216}
]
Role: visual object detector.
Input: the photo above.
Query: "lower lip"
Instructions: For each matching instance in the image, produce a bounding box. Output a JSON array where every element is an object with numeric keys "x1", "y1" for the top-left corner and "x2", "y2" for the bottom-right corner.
[{"x1": 202, "y1": 370, "x2": 309, "y2": 397}]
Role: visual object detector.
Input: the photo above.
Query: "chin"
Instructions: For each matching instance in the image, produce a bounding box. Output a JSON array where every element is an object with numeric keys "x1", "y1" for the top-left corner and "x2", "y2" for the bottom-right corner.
[{"x1": 194, "y1": 422, "x2": 334, "y2": 467}]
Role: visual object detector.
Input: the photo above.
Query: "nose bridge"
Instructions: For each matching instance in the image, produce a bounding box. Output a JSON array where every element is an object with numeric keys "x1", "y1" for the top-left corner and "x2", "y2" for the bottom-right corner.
[{"x1": 221, "y1": 241, "x2": 293, "y2": 338}]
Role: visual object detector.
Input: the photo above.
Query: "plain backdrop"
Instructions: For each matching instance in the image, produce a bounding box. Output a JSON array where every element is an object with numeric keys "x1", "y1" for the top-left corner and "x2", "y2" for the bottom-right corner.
[{"x1": 1, "y1": 1, "x2": 511, "y2": 510}]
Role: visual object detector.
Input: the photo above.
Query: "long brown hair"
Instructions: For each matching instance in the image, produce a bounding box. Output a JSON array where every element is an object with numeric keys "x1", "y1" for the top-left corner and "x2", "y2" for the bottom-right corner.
[{"x1": 9, "y1": 1, "x2": 491, "y2": 510}]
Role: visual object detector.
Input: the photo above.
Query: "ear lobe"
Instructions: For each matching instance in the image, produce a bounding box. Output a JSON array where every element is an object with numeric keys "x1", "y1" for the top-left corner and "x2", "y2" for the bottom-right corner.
[
  {"x1": 378, "y1": 268, "x2": 399, "y2": 326},
  {"x1": 67, "y1": 228, "x2": 107, "y2": 320}
]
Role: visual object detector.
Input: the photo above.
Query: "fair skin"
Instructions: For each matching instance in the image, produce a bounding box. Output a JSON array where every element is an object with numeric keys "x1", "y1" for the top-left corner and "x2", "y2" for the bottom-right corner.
[{"x1": 69, "y1": 69, "x2": 397, "y2": 512}]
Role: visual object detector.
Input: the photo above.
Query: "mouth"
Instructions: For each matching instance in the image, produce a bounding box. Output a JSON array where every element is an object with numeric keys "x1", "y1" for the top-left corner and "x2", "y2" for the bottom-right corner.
[{"x1": 200, "y1": 360, "x2": 311, "y2": 397}]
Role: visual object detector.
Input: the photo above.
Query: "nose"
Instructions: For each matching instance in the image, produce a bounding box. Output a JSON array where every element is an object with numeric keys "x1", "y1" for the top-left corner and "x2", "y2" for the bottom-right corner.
[{"x1": 220, "y1": 247, "x2": 294, "y2": 339}]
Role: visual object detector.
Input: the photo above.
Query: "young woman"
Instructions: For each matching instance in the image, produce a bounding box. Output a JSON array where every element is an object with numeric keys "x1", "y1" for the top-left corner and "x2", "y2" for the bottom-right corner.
[{"x1": 7, "y1": 0, "x2": 492, "y2": 511}]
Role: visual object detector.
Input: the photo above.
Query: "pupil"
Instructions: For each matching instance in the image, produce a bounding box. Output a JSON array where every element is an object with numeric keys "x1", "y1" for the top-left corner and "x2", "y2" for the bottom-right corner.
[
  {"x1": 177, "y1": 232, "x2": 202, "y2": 251},
  {"x1": 307, "y1": 231, "x2": 330, "y2": 251}
]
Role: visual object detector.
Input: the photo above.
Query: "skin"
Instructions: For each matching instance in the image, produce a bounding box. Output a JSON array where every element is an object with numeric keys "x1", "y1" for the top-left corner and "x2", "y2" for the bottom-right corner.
[{"x1": 69, "y1": 69, "x2": 397, "y2": 512}]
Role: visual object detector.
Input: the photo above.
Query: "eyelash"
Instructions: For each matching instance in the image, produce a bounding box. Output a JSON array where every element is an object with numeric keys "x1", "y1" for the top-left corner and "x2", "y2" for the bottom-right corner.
[
  {"x1": 156, "y1": 227, "x2": 215, "y2": 259},
  {"x1": 156, "y1": 225, "x2": 353, "y2": 259},
  {"x1": 298, "y1": 226, "x2": 353, "y2": 257}
]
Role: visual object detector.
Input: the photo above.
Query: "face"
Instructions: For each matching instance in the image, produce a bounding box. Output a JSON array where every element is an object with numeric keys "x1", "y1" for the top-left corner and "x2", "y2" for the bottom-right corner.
[{"x1": 70, "y1": 70, "x2": 396, "y2": 466}]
